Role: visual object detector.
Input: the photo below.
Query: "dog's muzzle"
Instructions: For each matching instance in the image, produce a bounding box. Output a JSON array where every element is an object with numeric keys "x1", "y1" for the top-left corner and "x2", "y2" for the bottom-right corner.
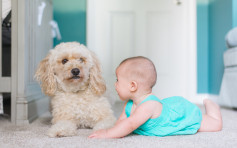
[{"x1": 71, "y1": 68, "x2": 80, "y2": 79}]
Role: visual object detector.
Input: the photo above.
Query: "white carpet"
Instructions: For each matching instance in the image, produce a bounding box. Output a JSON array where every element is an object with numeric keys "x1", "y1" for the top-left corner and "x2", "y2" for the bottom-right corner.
[{"x1": 0, "y1": 102, "x2": 237, "y2": 148}]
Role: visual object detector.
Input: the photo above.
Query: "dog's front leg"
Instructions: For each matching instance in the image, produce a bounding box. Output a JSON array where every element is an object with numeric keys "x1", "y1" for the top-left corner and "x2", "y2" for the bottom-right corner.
[
  {"x1": 93, "y1": 115, "x2": 116, "y2": 131},
  {"x1": 48, "y1": 120, "x2": 77, "y2": 137}
]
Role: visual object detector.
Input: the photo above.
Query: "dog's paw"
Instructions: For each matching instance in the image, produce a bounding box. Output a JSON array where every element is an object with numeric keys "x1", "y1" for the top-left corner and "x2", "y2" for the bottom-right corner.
[
  {"x1": 93, "y1": 116, "x2": 116, "y2": 131},
  {"x1": 47, "y1": 120, "x2": 77, "y2": 137}
]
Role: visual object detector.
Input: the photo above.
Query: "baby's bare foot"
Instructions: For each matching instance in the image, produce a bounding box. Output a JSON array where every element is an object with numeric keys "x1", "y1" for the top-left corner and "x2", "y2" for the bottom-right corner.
[{"x1": 203, "y1": 99, "x2": 222, "y2": 120}]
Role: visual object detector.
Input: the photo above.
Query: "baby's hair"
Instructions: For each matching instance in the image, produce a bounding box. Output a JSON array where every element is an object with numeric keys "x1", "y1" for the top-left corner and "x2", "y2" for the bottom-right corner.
[{"x1": 118, "y1": 56, "x2": 157, "y2": 88}]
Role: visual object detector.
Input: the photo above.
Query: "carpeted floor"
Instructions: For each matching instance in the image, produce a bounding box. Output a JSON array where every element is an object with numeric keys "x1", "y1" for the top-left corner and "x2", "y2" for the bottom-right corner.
[{"x1": 0, "y1": 101, "x2": 237, "y2": 148}]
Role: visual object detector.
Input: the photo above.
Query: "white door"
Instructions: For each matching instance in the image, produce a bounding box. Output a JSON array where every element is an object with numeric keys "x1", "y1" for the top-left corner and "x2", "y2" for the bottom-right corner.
[{"x1": 87, "y1": 0, "x2": 196, "y2": 101}]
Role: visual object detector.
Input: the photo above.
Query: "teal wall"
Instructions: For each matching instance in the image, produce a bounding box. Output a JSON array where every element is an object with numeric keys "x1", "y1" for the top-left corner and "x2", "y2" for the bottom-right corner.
[
  {"x1": 197, "y1": 0, "x2": 209, "y2": 93},
  {"x1": 233, "y1": 0, "x2": 237, "y2": 27},
  {"x1": 197, "y1": 0, "x2": 235, "y2": 94},
  {"x1": 53, "y1": 0, "x2": 86, "y2": 47},
  {"x1": 208, "y1": 0, "x2": 232, "y2": 94}
]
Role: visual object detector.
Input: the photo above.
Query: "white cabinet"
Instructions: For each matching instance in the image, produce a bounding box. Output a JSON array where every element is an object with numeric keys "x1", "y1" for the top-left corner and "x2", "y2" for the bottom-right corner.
[{"x1": 0, "y1": 0, "x2": 53, "y2": 124}]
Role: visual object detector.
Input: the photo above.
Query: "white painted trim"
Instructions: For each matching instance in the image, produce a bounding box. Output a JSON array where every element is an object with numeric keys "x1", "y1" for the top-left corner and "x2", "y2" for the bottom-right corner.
[
  {"x1": 191, "y1": 94, "x2": 219, "y2": 105},
  {"x1": 185, "y1": 0, "x2": 198, "y2": 103},
  {"x1": 86, "y1": 0, "x2": 96, "y2": 51}
]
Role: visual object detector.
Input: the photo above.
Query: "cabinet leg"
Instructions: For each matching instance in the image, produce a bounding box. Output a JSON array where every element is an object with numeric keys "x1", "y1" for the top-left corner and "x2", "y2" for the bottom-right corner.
[{"x1": 0, "y1": 93, "x2": 4, "y2": 114}]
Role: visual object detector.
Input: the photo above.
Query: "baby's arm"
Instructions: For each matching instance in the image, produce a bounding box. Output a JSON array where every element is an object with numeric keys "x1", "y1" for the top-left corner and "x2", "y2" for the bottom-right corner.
[{"x1": 89, "y1": 101, "x2": 156, "y2": 138}]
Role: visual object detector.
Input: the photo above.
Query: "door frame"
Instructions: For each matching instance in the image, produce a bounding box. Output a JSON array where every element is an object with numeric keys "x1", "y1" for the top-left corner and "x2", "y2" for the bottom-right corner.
[{"x1": 86, "y1": 0, "x2": 198, "y2": 103}]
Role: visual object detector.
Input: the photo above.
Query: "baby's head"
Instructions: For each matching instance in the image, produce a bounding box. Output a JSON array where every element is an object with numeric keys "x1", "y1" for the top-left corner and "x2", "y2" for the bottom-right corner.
[{"x1": 116, "y1": 56, "x2": 157, "y2": 91}]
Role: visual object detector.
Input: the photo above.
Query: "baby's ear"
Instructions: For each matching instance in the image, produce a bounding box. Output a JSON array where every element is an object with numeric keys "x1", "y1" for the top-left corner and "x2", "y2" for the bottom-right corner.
[
  {"x1": 34, "y1": 51, "x2": 57, "y2": 96},
  {"x1": 130, "y1": 81, "x2": 138, "y2": 92},
  {"x1": 88, "y1": 51, "x2": 106, "y2": 96}
]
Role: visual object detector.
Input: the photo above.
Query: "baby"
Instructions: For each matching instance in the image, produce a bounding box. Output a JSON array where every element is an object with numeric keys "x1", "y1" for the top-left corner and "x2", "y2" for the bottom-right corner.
[{"x1": 89, "y1": 56, "x2": 222, "y2": 138}]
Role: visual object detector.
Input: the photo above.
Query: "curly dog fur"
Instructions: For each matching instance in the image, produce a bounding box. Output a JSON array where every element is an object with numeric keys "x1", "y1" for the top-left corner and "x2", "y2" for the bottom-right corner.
[{"x1": 35, "y1": 42, "x2": 116, "y2": 137}]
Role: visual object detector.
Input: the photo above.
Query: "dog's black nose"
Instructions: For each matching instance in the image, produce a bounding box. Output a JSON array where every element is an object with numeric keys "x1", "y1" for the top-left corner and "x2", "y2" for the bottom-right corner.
[{"x1": 71, "y1": 68, "x2": 80, "y2": 76}]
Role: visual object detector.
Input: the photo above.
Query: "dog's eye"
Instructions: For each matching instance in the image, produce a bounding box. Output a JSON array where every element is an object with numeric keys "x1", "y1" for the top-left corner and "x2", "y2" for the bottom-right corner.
[
  {"x1": 79, "y1": 58, "x2": 84, "y2": 63},
  {"x1": 62, "y1": 59, "x2": 68, "y2": 64}
]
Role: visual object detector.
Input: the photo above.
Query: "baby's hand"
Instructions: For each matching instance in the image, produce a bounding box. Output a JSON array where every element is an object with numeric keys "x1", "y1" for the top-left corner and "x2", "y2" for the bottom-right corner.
[{"x1": 88, "y1": 129, "x2": 109, "y2": 139}]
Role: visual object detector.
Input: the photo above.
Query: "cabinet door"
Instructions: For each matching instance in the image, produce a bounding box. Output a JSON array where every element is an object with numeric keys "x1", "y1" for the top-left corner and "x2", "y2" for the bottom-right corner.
[{"x1": 88, "y1": 0, "x2": 195, "y2": 100}]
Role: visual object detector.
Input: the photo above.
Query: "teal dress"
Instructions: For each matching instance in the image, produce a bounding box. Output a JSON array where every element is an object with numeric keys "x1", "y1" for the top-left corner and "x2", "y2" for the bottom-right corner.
[{"x1": 125, "y1": 95, "x2": 202, "y2": 137}]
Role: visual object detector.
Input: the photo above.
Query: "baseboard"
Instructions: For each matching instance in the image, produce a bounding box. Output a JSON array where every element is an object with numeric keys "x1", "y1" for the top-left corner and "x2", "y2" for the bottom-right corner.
[
  {"x1": 28, "y1": 96, "x2": 50, "y2": 123},
  {"x1": 16, "y1": 95, "x2": 49, "y2": 125},
  {"x1": 189, "y1": 94, "x2": 219, "y2": 105}
]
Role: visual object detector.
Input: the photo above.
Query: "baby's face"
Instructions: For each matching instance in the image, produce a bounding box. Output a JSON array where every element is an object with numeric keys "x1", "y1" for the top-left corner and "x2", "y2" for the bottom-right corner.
[{"x1": 115, "y1": 67, "x2": 131, "y2": 101}]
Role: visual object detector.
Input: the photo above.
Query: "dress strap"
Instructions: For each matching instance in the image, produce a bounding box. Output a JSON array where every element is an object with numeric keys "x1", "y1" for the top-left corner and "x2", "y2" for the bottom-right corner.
[
  {"x1": 125, "y1": 100, "x2": 133, "y2": 117},
  {"x1": 139, "y1": 95, "x2": 161, "y2": 105},
  {"x1": 125, "y1": 95, "x2": 161, "y2": 117}
]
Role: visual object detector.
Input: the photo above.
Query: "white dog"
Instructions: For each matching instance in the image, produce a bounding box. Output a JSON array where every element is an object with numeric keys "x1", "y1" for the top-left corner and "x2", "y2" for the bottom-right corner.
[{"x1": 35, "y1": 42, "x2": 116, "y2": 137}]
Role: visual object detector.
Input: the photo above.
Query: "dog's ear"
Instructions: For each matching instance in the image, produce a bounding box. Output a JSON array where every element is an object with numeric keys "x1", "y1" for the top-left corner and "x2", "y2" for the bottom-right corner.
[
  {"x1": 34, "y1": 51, "x2": 57, "y2": 96},
  {"x1": 89, "y1": 51, "x2": 106, "y2": 96}
]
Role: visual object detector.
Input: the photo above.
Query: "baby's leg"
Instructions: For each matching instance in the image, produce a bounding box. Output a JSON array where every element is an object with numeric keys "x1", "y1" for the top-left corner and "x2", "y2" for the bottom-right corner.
[{"x1": 198, "y1": 99, "x2": 222, "y2": 132}]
